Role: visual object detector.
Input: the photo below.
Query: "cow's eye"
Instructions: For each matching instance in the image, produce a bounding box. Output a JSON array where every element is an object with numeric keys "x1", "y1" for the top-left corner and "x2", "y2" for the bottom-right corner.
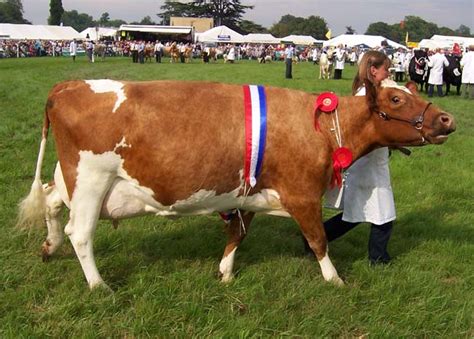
[{"x1": 391, "y1": 96, "x2": 401, "y2": 104}]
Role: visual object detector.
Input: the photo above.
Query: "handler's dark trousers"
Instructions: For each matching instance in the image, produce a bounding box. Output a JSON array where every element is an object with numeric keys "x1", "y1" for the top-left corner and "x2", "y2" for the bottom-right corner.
[
  {"x1": 285, "y1": 58, "x2": 292, "y2": 79},
  {"x1": 303, "y1": 212, "x2": 393, "y2": 264},
  {"x1": 428, "y1": 84, "x2": 444, "y2": 97},
  {"x1": 155, "y1": 51, "x2": 162, "y2": 63}
]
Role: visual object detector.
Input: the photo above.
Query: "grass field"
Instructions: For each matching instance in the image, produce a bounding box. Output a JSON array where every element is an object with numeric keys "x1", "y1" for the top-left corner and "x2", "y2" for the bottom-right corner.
[{"x1": 1, "y1": 55, "x2": 473, "y2": 337}]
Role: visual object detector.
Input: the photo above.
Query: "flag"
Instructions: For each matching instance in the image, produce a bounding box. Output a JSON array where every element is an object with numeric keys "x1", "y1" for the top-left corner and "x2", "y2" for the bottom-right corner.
[
  {"x1": 405, "y1": 32, "x2": 409, "y2": 45},
  {"x1": 325, "y1": 29, "x2": 331, "y2": 40}
]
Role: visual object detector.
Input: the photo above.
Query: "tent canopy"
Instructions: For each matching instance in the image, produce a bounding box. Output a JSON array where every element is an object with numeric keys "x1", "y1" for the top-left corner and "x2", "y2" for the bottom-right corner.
[
  {"x1": 281, "y1": 35, "x2": 322, "y2": 45},
  {"x1": 196, "y1": 25, "x2": 244, "y2": 43},
  {"x1": 0, "y1": 23, "x2": 81, "y2": 40},
  {"x1": 243, "y1": 33, "x2": 280, "y2": 44},
  {"x1": 80, "y1": 27, "x2": 117, "y2": 40},
  {"x1": 119, "y1": 24, "x2": 193, "y2": 35},
  {"x1": 323, "y1": 34, "x2": 406, "y2": 49},
  {"x1": 431, "y1": 34, "x2": 474, "y2": 48}
]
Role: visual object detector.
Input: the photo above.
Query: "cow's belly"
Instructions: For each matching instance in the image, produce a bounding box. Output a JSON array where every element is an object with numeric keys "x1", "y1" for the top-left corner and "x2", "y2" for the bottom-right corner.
[{"x1": 100, "y1": 178, "x2": 289, "y2": 219}]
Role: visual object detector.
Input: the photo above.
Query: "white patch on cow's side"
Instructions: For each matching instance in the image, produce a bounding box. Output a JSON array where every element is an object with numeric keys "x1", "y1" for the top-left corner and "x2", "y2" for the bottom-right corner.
[
  {"x1": 219, "y1": 247, "x2": 237, "y2": 283},
  {"x1": 381, "y1": 79, "x2": 412, "y2": 94},
  {"x1": 114, "y1": 137, "x2": 131, "y2": 151},
  {"x1": 318, "y1": 253, "x2": 344, "y2": 286},
  {"x1": 54, "y1": 162, "x2": 71, "y2": 209},
  {"x1": 85, "y1": 79, "x2": 126, "y2": 113}
]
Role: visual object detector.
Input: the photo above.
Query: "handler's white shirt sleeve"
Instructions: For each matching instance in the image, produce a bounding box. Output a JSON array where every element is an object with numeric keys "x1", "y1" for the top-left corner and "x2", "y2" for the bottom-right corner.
[{"x1": 325, "y1": 86, "x2": 396, "y2": 225}]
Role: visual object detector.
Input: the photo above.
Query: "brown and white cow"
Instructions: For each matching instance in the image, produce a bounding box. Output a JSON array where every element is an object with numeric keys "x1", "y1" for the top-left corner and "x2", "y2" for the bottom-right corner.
[{"x1": 18, "y1": 79, "x2": 455, "y2": 290}]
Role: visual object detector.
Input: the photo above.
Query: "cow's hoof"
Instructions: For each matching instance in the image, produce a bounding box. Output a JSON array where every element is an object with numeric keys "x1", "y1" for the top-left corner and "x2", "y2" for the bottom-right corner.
[
  {"x1": 41, "y1": 240, "x2": 51, "y2": 262},
  {"x1": 218, "y1": 272, "x2": 234, "y2": 283},
  {"x1": 90, "y1": 281, "x2": 113, "y2": 293},
  {"x1": 330, "y1": 276, "x2": 345, "y2": 286}
]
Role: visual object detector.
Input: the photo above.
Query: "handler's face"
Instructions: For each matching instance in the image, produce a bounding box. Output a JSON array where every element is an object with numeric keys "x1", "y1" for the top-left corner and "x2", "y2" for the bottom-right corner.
[{"x1": 371, "y1": 65, "x2": 389, "y2": 84}]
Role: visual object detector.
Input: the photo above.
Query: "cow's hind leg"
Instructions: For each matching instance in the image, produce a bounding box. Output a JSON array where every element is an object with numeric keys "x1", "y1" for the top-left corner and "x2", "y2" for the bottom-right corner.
[
  {"x1": 219, "y1": 211, "x2": 254, "y2": 283},
  {"x1": 42, "y1": 182, "x2": 65, "y2": 261},
  {"x1": 284, "y1": 197, "x2": 343, "y2": 286},
  {"x1": 64, "y1": 160, "x2": 118, "y2": 290}
]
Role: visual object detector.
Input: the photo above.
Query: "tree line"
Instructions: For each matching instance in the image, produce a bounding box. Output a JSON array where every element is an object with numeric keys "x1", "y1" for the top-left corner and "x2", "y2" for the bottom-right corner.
[{"x1": 1, "y1": 0, "x2": 472, "y2": 41}]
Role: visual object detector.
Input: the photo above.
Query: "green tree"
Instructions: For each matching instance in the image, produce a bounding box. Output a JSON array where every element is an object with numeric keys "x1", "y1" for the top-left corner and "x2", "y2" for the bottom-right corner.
[
  {"x1": 0, "y1": 0, "x2": 31, "y2": 23},
  {"x1": 238, "y1": 19, "x2": 267, "y2": 34},
  {"x1": 345, "y1": 26, "x2": 356, "y2": 34},
  {"x1": 157, "y1": 0, "x2": 253, "y2": 27},
  {"x1": 365, "y1": 21, "x2": 393, "y2": 38},
  {"x1": 269, "y1": 14, "x2": 328, "y2": 39},
  {"x1": 99, "y1": 12, "x2": 110, "y2": 26},
  {"x1": 48, "y1": 0, "x2": 64, "y2": 25},
  {"x1": 455, "y1": 24, "x2": 471, "y2": 37},
  {"x1": 61, "y1": 10, "x2": 95, "y2": 32},
  {"x1": 403, "y1": 16, "x2": 438, "y2": 41}
]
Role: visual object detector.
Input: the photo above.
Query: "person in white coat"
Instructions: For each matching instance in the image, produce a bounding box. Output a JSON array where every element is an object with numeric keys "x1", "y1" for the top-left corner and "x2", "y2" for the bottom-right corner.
[
  {"x1": 304, "y1": 50, "x2": 394, "y2": 265},
  {"x1": 69, "y1": 39, "x2": 77, "y2": 62},
  {"x1": 427, "y1": 48, "x2": 449, "y2": 97},
  {"x1": 460, "y1": 45, "x2": 474, "y2": 99},
  {"x1": 333, "y1": 44, "x2": 346, "y2": 79},
  {"x1": 226, "y1": 44, "x2": 236, "y2": 63}
]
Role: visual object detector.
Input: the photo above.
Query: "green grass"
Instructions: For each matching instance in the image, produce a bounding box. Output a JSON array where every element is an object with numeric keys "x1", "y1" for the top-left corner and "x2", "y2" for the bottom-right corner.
[{"x1": 1, "y1": 56, "x2": 473, "y2": 337}]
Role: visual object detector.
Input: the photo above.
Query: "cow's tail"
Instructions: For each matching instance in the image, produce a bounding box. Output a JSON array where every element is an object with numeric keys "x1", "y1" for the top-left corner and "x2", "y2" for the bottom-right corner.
[{"x1": 17, "y1": 113, "x2": 50, "y2": 229}]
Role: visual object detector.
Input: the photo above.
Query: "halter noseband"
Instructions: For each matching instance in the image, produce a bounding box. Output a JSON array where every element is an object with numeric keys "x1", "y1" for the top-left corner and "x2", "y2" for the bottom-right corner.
[{"x1": 377, "y1": 102, "x2": 432, "y2": 131}]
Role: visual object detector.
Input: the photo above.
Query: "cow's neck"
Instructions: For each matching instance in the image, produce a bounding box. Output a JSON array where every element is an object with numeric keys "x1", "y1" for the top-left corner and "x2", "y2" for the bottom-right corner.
[{"x1": 322, "y1": 96, "x2": 380, "y2": 161}]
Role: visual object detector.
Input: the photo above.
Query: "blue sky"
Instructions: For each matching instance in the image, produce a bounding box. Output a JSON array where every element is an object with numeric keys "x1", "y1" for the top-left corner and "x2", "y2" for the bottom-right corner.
[{"x1": 22, "y1": 0, "x2": 474, "y2": 35}]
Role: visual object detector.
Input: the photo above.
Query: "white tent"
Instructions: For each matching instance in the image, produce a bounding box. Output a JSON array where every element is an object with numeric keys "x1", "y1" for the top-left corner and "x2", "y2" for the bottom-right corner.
[
  {"x1": 80, "y1": 27, "x2": 117, "y2": 40},
  {"x1": 431, "y1": 34, "x2": 474, "y2": 48},
  {"x1": 418, "y1": 39, "x2": 451, "y2": 50},
  {"x1": 323, "y1": 34, "x2": 406, "y2": 49},
  {"x1": 196, "y1": 25, "x2": 244, "y2": 43},
  {"x1": 243, "y1": 33, "x2": 280, "y2": 44},
  {"x1": 0, "y1": 23, "x2": 81, "y2": 40},
  {"x1": 281, "y1": 35, "x2": 321, "y2": 45}
]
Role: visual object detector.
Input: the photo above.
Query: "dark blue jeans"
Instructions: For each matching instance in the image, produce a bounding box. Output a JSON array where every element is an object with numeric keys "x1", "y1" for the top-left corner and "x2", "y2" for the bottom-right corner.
[
  {"x1": 428, "y1": 84, "x2": 444, "y2": 97},
  {"x1": 303, "y1": 212, "x2": 393, "y2": 264}
]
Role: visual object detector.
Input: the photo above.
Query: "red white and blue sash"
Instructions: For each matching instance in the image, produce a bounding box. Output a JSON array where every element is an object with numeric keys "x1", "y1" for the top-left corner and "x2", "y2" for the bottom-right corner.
[{"x1": 243, "y1": 84, "x2": 267, "y2": 188}]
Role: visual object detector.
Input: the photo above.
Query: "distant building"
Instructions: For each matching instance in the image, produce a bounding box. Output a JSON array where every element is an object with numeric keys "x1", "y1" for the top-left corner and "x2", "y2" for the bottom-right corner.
[{"x1": 170, "y1": 17, "x2": 214, "y2": 33}]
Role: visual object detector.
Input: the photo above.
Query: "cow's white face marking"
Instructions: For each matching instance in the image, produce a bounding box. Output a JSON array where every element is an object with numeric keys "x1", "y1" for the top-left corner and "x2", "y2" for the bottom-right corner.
[
  {"x1": 85, "y1": 79, "x2": 126, "y2": 113},
  {"x1": 381, "y1": 79, "x2": 412, "y2": 94}
]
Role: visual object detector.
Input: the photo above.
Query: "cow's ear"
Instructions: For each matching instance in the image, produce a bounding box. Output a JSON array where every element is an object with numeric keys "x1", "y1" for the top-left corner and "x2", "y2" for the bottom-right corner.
[
  {"x1": 405, "y1": 81, "x2": 419, "y2": 95},
  {"x1": 364, "y1": 79, "x2": 378, "y2": 113}
]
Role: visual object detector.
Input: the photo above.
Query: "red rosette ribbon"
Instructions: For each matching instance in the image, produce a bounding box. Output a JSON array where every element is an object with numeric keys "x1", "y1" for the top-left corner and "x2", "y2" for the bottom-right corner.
[
  {"x1": 330, "y1": 147, "x2": 353, "y2": 188},
  {"x1": 314, "y1": 92, "x2": 339, "y2": 131}
]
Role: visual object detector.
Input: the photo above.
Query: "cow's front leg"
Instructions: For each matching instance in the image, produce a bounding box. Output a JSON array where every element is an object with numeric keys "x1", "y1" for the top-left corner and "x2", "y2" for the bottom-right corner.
[
  {"x1": 285, "y1": 198, "x2": 343, "y2": 286},
  {"x1": 219, "y1": 211, "x2": 255, "y2": 283}
]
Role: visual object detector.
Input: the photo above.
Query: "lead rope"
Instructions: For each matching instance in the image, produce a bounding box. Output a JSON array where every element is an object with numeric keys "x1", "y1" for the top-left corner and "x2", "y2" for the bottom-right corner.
[{"x1": 330, "y1": 109, "x2": 345, "y2": 208}]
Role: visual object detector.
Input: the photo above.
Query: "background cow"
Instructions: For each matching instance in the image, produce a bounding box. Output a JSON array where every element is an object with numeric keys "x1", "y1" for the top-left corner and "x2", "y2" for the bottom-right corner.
[
  {"x1": 444, "y1": 54, "x2": 462, "y2": 95},
  {"x1": 18, "y1": 80, "x2": 455, "y2": 290},
  {"x1": 409, "y1": 49, "x2": 429, "y2": 92}
]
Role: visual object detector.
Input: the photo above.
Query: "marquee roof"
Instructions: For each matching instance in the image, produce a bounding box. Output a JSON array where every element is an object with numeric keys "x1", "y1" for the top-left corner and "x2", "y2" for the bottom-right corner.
[
  {"x1": 323, "y1": 34, "x2": 406, "y2": 49},
  {"x1": 0, "y1": 24, "x2": 81, "y2": 40}
]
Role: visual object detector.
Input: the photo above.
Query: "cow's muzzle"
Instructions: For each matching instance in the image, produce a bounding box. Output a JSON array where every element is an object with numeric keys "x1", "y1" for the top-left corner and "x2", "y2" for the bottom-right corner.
[{"x1": 425, "y1": 112, "x2": 456, "y2": 144}]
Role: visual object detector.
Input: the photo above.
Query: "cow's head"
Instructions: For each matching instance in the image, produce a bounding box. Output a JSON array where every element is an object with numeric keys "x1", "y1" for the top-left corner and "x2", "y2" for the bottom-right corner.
[{"x1": 365, "y1": 80, "x2": 456, "y2": 146}]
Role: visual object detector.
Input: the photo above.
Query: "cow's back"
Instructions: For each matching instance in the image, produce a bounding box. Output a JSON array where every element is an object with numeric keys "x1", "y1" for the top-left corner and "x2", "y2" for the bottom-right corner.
[{"x1": 47, "y1": 80, "x2": 320, "y2": 205}]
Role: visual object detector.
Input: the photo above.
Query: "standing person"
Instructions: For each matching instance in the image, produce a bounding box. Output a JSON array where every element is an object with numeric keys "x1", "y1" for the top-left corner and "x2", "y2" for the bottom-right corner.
[
  {"x1": 303, "y1": 50, "x2": 395, "y2": 265},
  {"x1": 131, "y1": 40, "x2": 138, "y2": 63},
  {"x1": 227, "y1": 44, "x2": 236, "y2": 63},
  {"x1": 284, "y1": 44, "x2": 294, "y2": 79},
  {"x1": 349, "y1": 48, "x2": 357, "y2": 66},
  {"x1": 394, "y1": 48, "x2": 406, "y2": 82},
  {"x1": 312, "y1": 46, "x2": 319, "y2": 65},
  {"x1": 138, "y1": 40, "x2": 145, "y2": 64},
  {"x1": 427, "y1": 48, "x2": 449, "y2": 97},
  {"x1": 86, "y1": 39, "x2": 94, "y2": 63},
  {"x1": 460, "y1": 45, "x2": 474, "y2": 99},
  {"x1": 154, "y1": 40, "x2": 163, "y2": 63},
  {"x1": 69, "y1": 39, "x2": 77, "y2": 62},
  {"x1": 333, "y1": 44, "x2": 346, "y2": 79}
]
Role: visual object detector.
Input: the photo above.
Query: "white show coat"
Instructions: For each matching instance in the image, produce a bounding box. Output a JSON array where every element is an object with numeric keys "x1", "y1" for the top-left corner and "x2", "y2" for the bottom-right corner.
[
  {"x1": 461, "y1": 51, "x2": 474, "y2": 84},
  {"x1": 335, "y1": 48, "x2": 345, "y2": 70},
  {"x1": 325, "y1": 86, "x2": 396, "y2": 225},
  {"x1": 427, "y1": 52, "x2": 449, "y2": 85},
  {"x1": 69, "y1": 41, "x2": 77, "y2": 56}
]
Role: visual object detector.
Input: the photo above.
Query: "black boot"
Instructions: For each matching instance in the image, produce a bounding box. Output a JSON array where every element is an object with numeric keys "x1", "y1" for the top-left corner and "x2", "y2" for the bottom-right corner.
[{"x1": 368, "y1": 222, "x2": 393, "y2": 265}]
